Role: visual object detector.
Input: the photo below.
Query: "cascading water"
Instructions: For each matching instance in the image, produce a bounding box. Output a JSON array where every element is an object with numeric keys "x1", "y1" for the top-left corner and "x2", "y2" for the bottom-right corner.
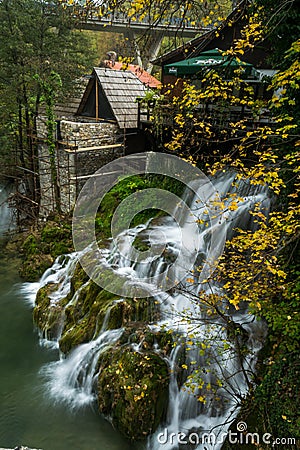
[
  {"x1": 41, "y1": 326, "x2": 124, "y2": 408},
  {"x1": 0, "y1": 183, "x2": 13, "y2": 235},
  {"x1": 144, "y1": 174, "x2": 269, "y2": 450},
  {"x1": 27, "y1": 171, "x2": 269, "y2": 449},
  {"x1": 22, "y1": 252, "x2": 81, "y2": 347}
]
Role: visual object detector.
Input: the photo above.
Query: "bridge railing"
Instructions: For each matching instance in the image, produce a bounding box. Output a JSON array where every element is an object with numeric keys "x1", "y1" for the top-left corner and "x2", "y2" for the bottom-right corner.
[{"x1": 81, "y1": 9, "x2": 208, "y2": 33}]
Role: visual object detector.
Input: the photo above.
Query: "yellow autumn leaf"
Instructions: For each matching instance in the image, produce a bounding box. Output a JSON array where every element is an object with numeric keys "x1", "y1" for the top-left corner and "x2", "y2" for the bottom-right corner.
[{"x1": 186, "y1": 278, "x2": 195, "y2": 283}]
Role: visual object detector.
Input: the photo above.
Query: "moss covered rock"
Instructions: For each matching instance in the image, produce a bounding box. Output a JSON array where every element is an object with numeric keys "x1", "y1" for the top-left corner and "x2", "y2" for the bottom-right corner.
[
  {"x1": 33, "y1": 272, "x2": 171, "y2": 442},
  {"x1": 33, "y1": 283, "x2": 68, "y2": 339},
  {"x1": 59, "y1": 280, "x2": 159, "y2": 354},
  {"x1": 68, "y1": 262, "x2": 89, "y2": 297},
  {"x1": 97, "y1": 345, "x2": 169, "y2": 440},
  {"x1": 20, "y1": 253, "x2": 54, "y2": 281},
  {"x1": 19, "y1": 217, "x2": 73, "y2": 281},
  {"x1": 132, "y1": 234, "x2": 151, "y2": 252},
  {"x1": 59, "y1": 284, "x2": 120, "y2": 353}
]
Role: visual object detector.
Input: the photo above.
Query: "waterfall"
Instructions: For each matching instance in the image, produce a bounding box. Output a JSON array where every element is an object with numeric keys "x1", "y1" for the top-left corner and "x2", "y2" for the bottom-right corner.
[
  {"x1": 0, "y1": 184, "x2": 13, "y2": 235},
  {"x1": 21, "y1": 252, "x2": 81, "y2": 348},
  {"x1": 26, "y1": 172, "x2": 269, "y2": 449},
  {"x1": 144, "y1": 174, "x2": 269, "y2": 450},
  {"x1": 40, "y1": 327, "x2": 124, "y2": 409}
]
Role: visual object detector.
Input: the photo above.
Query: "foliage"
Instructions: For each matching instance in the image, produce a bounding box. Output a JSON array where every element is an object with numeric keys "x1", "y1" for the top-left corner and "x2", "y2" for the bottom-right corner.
[
  {"x1": 162, "y1": 29, "x2": 299, "y2": 316},
  {"x1": 254, "y1": 0, "x2": 299, "y2": 68},
  {"x1": 138, "y1": 0, "x2": 300, "y2": 436},
  {"x1": 252, "y1": 352, "x2": 299, "y2": 440},
  {"x1": 59, "y1": 0, "x2": 233, "y2": 63},
  {"x1": 60, "y1": 0, "x2": 232, "y2": 30},
  {"x1": 82, "y1": 29, "x2": 126, "y2": 63},
  {"x1": 0, "y1": 0, "x2": 97, "y2": 212}
]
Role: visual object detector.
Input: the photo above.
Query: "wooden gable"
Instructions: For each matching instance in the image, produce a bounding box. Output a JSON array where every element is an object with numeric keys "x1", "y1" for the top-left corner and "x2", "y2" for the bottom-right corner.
[{"x1": 77, "y1": 68, "x2": 147, "y2": 129}]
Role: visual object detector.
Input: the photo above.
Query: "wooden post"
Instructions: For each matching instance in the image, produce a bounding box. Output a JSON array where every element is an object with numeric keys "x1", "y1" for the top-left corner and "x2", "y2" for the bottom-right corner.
[
  {"x1": 74, "y1": 139, "x2": 79, "y2": 198},
  {"x1": 95, "y1": 78, "x2": 99, "y2": 120}
]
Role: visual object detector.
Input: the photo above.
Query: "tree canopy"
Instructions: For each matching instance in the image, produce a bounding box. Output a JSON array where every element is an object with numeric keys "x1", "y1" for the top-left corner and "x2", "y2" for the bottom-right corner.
[{"x1": 0, "y1": 0, "x2": 97, "y2": 211}]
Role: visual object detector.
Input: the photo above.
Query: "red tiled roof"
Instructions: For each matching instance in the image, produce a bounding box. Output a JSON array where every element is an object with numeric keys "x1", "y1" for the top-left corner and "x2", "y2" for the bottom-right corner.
[{"x1": 104, "y1": 61, "x2": 162, "y2": 89}]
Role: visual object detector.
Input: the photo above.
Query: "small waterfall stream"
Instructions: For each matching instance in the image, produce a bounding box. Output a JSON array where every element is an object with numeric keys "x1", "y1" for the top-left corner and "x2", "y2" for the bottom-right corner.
[
  {"x1": 0, "y1": 183, "x2": 13, "y2": 235},
  {"x1": 27, "y1": 172, "x2": 269, "y2": 449},
  {"x1": 41, "y1": 327, "x2": 124, "y2": 408}
]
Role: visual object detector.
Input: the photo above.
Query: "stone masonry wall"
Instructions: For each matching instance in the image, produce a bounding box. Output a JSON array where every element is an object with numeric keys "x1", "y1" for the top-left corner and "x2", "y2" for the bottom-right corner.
[{"x1": 37, "y1": 117, "x2": 123, "y2": 218}]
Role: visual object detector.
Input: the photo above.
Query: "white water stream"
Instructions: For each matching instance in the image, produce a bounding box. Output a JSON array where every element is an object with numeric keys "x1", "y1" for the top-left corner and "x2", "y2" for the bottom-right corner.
[
  {"x1": 0, "y1": 184, "x2": 13, "y2": 234},
  {"x1": 25, "y1": 173, "x2": 269, "y2": 449}
]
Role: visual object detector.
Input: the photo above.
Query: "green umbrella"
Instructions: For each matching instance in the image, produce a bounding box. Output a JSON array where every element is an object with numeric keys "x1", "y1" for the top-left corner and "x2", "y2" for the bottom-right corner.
[{"x1": 164, "y1": 48, "x2": 253, "y2": 77}]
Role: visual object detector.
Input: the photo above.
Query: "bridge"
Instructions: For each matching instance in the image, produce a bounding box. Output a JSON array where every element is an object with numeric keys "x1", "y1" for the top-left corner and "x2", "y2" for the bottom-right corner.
[
  {"x1": 77, "y1": 11, "x2": 209, "y2": 71},
  {"x1": 79, "y1": 12, "x2": 208, "y2": 37}
]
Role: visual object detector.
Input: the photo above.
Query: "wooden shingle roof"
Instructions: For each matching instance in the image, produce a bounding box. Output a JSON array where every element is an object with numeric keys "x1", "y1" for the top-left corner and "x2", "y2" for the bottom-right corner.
[
  {"x1": 77, "y1": 68, "x2": 147, "y2": 129},
  {"x1": 103, "y1": 61, "x2": 162, "y2": 89}
]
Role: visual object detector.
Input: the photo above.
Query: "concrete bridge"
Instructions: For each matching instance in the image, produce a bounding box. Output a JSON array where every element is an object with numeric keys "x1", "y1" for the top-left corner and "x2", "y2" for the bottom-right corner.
[
  {"x1": 79, "y1": 12, "x2": 208, "y2": 37},
  {"x1": 77, "y1": 11, "x2": 209, "y2": 71}
]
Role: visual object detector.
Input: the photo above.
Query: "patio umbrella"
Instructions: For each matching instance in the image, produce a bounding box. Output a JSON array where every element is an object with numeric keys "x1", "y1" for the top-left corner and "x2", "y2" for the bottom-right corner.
[{"x1": 164, "y1": 48, "x2": 253, "y2": 77}]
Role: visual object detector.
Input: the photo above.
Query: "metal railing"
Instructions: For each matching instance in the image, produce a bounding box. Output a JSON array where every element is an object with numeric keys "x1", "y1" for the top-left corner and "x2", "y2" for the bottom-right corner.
[{"x1": 79, "y1": 10, "x2": 209, "y2": 37}]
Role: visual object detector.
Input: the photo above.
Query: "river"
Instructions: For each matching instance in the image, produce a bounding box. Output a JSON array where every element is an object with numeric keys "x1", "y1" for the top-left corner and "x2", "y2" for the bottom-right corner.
[{"x1": 0, "y1": 187, "x2": 134, "y2": 450}]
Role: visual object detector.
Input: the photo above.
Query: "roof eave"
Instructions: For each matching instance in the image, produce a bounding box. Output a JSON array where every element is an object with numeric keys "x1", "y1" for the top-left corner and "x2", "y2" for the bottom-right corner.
[{"x1": 151, "y1": 0, "x2": 249, "y2": 66}]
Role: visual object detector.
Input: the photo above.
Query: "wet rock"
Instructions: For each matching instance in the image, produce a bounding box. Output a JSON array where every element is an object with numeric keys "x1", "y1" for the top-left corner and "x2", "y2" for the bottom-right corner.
[
  {"x1": 32, "y1": 261, "x2": 170, "y2": 441},
  {"x1": 33, "y1": 282, "x2": 68, "y2": 340},
  {"x1": 97, "y1": 345, "x2": 169, "y2": 440},
  {"x1": 56, "y1": 270, "x2": 160, "y2": 354},
  {"x1": 19, "y1": 253, "x2": 54, "y2": 281}
]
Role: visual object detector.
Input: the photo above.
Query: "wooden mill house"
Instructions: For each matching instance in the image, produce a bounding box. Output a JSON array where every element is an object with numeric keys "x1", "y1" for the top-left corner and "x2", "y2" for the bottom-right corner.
[{"x1": 37, "y1": 67, "x2": 152, "y2": 218}]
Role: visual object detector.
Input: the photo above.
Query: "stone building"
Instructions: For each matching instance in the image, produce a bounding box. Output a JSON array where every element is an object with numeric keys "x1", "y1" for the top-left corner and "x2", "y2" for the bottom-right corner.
[{"x1": 37, "y1": 68, "x2": 148, "y2": 218}]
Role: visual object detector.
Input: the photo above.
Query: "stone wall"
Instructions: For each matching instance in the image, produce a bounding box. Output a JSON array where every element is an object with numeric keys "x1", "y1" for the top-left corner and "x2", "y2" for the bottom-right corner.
[{"x1": 37, "y1": 117, "x2": 123, "y2": 218}]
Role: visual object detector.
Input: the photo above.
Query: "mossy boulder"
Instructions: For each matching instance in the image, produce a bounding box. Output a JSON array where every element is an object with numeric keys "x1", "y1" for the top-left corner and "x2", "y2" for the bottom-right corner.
[
  {"x1": 97, "y1": 345, "x2": 169, "y2": 440},
  {"x1": 109, "y1": 297, "x2": 159, "y2": 328},
  {"x1": 69, "y1": 262, "x2": 90, "y2": 297},
  {"x1": 119, "y1": 324, "x2": 173, "y2": 354},
  {"x1": 22, "y1": 234, "x2": 39, "y2": 256},
  {"x1": 20, "y1": 253, "x2": 54, "y2": 281},
  {"x1": 33, "y1": 283, "x2": 68, "y2": 339},
  {"x1": 39, "y1": 221, "x2": 72, "y2": 257},
  {"x1": 59, "y1": 276, "x2": 159, "y2": 354},
  {"x1": 19, "y1": 217, "x2": 73, "y2": 281},
  {"x1": 132, "y1": 234, "x2": 150, "y2": 252},
  {"x1": 41, "y1": 220, "x2": 72, "y2": 243},
  {"x1": 59, "y1": 285, "x2": 120, "y2": 353}
]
